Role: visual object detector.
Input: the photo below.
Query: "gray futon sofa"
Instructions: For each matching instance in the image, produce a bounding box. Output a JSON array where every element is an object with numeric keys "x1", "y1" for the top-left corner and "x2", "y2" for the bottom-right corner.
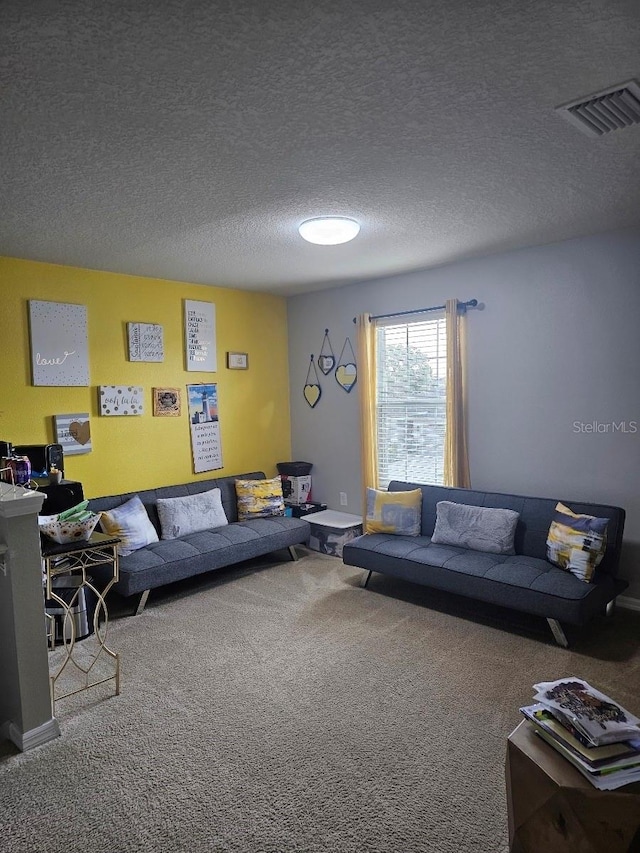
[
  {"x1": 88, "y1": 471, "x2": 310, "y2": 613},
  {"x1": 342, "y1": 481, "x2": 627, "y2": 646}
]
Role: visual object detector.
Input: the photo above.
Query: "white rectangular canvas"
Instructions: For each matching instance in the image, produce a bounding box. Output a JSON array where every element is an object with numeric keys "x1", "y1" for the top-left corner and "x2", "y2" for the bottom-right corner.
[
  {"x1": 185, "y1": 300, "x2": 216, "y2": 372},
  {"x1": 127, "y1": 322, "x2": 164, "y2": 362},
  {"x1": 29, "y1": 300, "x2": 90, "y2": 386},
  {"x1": 53, "y1": 413, "x2": 92, "y2": 455},
  {"x1": 98, "y1": 385, "x2": 144, "y2": 416}
]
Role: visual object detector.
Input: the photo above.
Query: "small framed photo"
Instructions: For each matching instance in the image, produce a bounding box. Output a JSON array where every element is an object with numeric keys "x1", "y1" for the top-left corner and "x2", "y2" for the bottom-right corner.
[
  {"x1": 226, "y1": 351, "x2": 248, "y2": 370},
  {"x1": 153, "y1": 387, "x2": 181, "y2": 417}
]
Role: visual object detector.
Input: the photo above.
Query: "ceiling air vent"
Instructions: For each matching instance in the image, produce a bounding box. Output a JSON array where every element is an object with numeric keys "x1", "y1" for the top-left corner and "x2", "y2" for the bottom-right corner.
[{"x1": 555, "y1": 80, "x2": 640, "y2": 137}]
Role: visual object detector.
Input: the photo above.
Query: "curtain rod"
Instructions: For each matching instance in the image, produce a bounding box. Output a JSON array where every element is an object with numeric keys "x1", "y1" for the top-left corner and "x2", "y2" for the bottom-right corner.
[{"x1": 352, "y1": 298, "x2": 478, "y2": 324}]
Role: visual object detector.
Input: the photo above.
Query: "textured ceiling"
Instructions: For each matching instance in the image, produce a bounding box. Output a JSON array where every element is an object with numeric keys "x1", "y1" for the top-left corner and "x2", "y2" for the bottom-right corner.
[{"x1": 2, "y1": 0, "x2": 640, "y2": 295}]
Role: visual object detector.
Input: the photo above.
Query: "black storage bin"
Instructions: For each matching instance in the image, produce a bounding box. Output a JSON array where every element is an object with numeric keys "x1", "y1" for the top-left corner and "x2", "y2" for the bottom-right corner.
[
  {"x1": 39, "y1": 480, "x2": 85, "y2": 515},
  {"x1": 276, "y1": 461, "x2": 313, "y2": 476},
  {"x1": 287, "y1": 502, "x2": 327, "y2": 518}
]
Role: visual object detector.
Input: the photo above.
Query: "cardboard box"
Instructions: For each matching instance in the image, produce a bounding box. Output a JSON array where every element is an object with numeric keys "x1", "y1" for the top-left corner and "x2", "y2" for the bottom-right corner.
[
  {"x1": 307, "y1": 510, "x2": 363, "y2": 557},
  {"x1": 280, "y1": 474, "x2": 311, "y2": 505}
]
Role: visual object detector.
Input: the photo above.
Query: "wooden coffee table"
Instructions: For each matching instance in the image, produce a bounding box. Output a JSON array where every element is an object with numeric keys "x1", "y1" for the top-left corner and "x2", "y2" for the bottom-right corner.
[{"x1": 506, "y1": 720, "x2": 640, "y2": 852}]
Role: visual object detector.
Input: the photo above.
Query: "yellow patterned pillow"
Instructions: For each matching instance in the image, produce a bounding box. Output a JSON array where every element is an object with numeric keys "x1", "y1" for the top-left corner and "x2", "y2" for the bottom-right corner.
[
  {"x1": 235, "y1": 476, "x2": 285, "y2": 521},
  {"x1": 365, "y1": 488, "x2": 422, "y2": 536},
  {"x1": 546, "y1": 502, "x2": 608, "y2": 583}
]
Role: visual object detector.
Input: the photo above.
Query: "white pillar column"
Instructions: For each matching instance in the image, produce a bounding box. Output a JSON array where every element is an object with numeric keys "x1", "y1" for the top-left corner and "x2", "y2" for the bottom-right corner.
[{"x1": 0, "y1": 483, "x2": 60, "y2": 750}]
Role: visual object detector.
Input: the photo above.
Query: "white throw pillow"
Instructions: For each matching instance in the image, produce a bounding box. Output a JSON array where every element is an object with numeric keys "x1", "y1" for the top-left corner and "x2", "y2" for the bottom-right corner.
[
  {"x1": 157, "y1": 488, "x2": 228, "y2": 540},
  {"x1": 100, "y1": 495, "x2": 159, "y2": 557},
  {"x1": 431, "y1": 501, "x2": 520, "y2": 555}
]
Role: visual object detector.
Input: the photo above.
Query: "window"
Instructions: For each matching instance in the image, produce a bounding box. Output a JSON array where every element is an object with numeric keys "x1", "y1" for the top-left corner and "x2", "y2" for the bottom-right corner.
[{"x1": 376, "y1": 313, "x2": 447, "y2": 488}]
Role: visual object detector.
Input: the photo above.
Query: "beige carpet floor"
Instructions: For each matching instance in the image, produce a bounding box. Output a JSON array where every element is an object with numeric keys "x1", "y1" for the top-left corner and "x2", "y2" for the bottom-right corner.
[{"x1": 1, "y1": 548, "x2": 639, "y2": 853}]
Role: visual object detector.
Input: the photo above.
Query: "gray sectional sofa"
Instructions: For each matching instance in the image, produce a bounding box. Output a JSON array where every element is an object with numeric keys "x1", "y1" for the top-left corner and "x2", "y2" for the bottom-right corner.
[
  {"x1": 342, "y1": 481, "x2": 627, "y2": 646},
  {"x1": 88, "y1": 472, "x2": 310, "y2": 613}
]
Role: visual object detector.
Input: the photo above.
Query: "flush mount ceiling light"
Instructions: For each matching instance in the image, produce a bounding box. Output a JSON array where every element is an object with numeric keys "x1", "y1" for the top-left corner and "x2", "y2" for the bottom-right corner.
[{"x1": 298, "y1": 216, "x2": 360, "y2": 245}]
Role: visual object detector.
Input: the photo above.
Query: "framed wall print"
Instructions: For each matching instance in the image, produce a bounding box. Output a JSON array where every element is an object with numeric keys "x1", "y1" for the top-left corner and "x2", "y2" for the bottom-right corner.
[
  {"x1": 226, "y1": 351, "x2": 248, "y2": 370},
  {"x1": 128, "y1": 322, "x2": 164, "y2": 362},
  {"x1": 29, "y1": 300, "x2": 90, "y2": 386},
  {"x1": 98, "y1": 385, "x2": 144, "y2": 416},
  {"x1": 187, "y1": 383, "x2": 223, "y2": 473},
  {"x1": 53, "y1": 413, "x2": 92, "y2": 455},
  {"x1": 153, "y1": 387, "x2": 181, "y2": 417},
  {"x1": 184, "y1": 300, "x2": 216, "y2": 372}
]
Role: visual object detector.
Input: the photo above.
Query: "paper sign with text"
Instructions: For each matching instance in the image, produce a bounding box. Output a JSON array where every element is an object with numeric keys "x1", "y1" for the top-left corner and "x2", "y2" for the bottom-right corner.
[
  {"x1": 185, "y1": 300, "x2": 216, "y2": 372},
  {"x1": 187, "y1": 383, "x2": 223, "y2": 472}
]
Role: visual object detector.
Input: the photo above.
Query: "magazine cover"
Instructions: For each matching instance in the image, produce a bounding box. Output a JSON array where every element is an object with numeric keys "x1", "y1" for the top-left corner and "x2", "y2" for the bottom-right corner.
[
  {"x1": 520, "y1": 704, "x2": 640, "y2": 766},
  {"x1": 533, "y1": 678, "x2": 640, "y2": 746}
]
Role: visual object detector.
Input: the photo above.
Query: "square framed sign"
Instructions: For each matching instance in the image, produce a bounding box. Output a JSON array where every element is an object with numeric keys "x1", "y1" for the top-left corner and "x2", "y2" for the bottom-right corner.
[
  {"x1": 226, "y1": 351, "x2": 248, "y2": 370},
  {"x1": 53, "y1": 413, "x2": 92, "y2": 455},
  {"x1": 153, "y1": 387, "x2": 181, "y2": 417}
]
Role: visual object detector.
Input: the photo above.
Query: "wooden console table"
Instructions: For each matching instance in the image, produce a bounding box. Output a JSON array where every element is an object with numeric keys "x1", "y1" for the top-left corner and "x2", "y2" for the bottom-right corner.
[
  {"x1": 42, "y1": 532, "x2": 121, "y2": 713},
  {"x1": 506, "y1": 720, "x2": 640, "y2": 852}
]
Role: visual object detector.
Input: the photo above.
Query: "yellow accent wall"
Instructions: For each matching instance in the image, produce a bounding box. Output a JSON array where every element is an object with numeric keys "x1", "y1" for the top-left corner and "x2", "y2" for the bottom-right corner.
[{"x1": 0, "y1": 257, "x2": 292, "y2": 497}]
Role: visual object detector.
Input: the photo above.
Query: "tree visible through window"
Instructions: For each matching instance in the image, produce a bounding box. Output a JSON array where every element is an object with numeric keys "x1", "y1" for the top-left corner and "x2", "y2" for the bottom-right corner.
[{"x1": 376, "y1": 314, "x2": 447, "y2": 487}]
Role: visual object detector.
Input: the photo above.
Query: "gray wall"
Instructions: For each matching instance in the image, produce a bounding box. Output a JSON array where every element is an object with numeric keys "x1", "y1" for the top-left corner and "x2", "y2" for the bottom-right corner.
[{"x1": 287, "y1": 227, "x2": 640, "y2": 601}]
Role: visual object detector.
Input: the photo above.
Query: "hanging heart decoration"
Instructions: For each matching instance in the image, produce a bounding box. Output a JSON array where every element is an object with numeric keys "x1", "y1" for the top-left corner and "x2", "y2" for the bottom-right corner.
[
  {"x1": 303, "y1": 355, "x2": 322, "y2": 408},
  {"x1": 335, "y1": 363, "x2": 357, "y2": 393},
  {"x1": 318, "y1": 329, "x2": 336, "y2": 375},
  {"x1": 318, "y1": 355, "x2": 335, "y2": 374},
  {"x1": 335, "y1": 337, "x2": 357, "y2": 393},
  {"x1": 303, "y1": 384, "x2": 321, "y2": 408}
]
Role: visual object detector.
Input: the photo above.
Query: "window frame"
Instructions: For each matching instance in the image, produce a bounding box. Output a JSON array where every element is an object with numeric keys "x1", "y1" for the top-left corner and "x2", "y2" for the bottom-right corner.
[{"x1": 375, "y1": 312, "x2": 447, "y2": 488}]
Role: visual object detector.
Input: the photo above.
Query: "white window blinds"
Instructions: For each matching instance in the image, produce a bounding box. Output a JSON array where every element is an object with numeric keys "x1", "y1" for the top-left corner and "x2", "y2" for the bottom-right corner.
[{"x1": 376, "y1": 313, "x2": 447, "y2": 488}]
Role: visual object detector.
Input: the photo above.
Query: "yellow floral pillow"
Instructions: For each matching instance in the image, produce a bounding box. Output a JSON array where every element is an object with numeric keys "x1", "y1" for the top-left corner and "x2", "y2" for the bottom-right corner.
[
  {"x1": 235, "y1": 477, "x2": 285, "y2": 521},
  {"x1": 365, "y1": 488, "x2": 422, "y2": 536}
]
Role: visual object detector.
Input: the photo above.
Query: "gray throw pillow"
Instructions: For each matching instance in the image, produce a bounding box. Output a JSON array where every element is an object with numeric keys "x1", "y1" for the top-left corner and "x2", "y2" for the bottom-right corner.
[
  {"x1": 157, "y1": 488, "x2": 228, "y2": 540},
  {"x1": 431, "y1": 501, "x2": 519, "y2": 555}
]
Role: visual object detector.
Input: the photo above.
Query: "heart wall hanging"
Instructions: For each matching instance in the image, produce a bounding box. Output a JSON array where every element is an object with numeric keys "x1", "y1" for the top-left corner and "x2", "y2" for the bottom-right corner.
[
  {"x1": 317, "y1": 329, "x2": 336, "y2": 375},
  {"x1": 303, "y1": 355, "x2": 322, "y2": 408},
  {"x1": 53, "y1": 412, "x2": 92, "y2": 455},
  {"x1": 335, "y1": 337, "x2": 357, "y2": 393}
]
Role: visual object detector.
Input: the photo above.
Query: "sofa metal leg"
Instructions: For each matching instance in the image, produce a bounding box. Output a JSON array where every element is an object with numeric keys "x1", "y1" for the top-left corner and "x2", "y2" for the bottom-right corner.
[
  {"x1": 288, "y1": 545, "x2": 300, "y2": 562},
  {"x1": 547, "y1": 618, "x2": 569, "y2": 648},
  {"x1": 360, "y1": 570, "x2": 372, "y2": 589},
  {"x1": 605, "y1": 599, "x2": 616, "y2": 617},
  {"x1": 135, "y1": 589, "x2": 150, "y2": 615}
]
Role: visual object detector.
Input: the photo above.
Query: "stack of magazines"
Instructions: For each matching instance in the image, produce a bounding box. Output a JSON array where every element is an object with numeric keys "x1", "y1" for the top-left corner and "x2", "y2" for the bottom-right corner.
[{"x1": 520, "y1": 677, "x2": 640, "y2": 790}]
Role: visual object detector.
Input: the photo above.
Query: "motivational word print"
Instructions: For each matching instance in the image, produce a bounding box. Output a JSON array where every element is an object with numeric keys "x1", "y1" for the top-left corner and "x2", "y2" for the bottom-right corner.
[
  {"x1": 128, "y1": 323, "x2": 164, "y2": 362},
  {"x1": 185, "y1": 300, "x2": 216, "y2": 372}
]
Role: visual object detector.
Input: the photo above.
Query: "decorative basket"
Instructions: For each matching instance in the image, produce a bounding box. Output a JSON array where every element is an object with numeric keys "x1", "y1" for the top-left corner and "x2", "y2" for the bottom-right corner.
[{"x1": 38, "y1": 513, "x2": 100, "y2": 544}]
